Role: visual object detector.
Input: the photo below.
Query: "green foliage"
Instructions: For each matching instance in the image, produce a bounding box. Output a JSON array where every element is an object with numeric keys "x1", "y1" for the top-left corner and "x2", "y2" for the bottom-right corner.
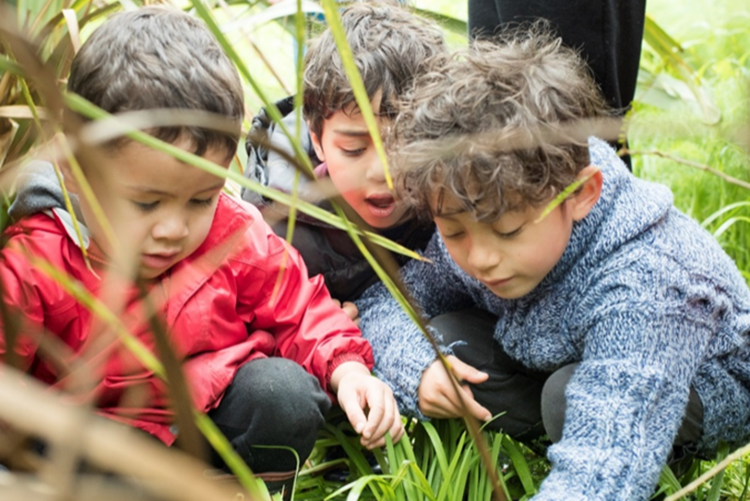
[{"x1": 298, "y1": 419, "x2": 543, "y2": 501}]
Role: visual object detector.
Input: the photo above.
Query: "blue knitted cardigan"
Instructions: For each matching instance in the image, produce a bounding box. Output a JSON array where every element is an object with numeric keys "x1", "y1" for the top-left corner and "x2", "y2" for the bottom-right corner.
[{"x1": 356, "y1": 138, "x2": 750, "y2": 501}]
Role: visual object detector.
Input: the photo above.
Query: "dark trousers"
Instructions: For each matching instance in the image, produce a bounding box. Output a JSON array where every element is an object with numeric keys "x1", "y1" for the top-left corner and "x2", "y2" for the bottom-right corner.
[
  {"x1": 430, "y1": 309, "x2": 703, "y2": 451},
  {"x1": 467, "y1": 0, "x2": 647, "y2": 169},
  {"x1": 207, "y1": 357, "x2": 331, "y2": 473},
  {"x1": 430, "y1": 309, "x2": 550, "y2": 443}
]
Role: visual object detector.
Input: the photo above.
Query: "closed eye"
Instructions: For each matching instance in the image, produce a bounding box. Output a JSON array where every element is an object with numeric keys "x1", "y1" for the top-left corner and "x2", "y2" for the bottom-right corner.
[
  {"x1": 496, "y1": 226, "x2": 522, "y2": 239},
  {"x1": 133, "y1": 200, "x2": 159, "y2": 212},
  {"x1": 341, "y1": 147, "x2": 366, "y2": 158},
  {"x1": 190, "y1": 197, "x2": 215, "y2": 208},
  {"x1": 442, "y1": 231, "x2": 465, "y2": 240}
]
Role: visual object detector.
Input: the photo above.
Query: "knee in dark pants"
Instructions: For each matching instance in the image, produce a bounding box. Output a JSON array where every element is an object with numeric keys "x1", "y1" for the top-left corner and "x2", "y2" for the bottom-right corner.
[
  {"x1": 430, "y1": 309, "x2": 551, "y2": 444},
  {"x1": 209, "y1": 357, "x2": 332, "y2": 473},
  {"x1": 541, "y1": 363, "x2": 578, "y2": 444}
]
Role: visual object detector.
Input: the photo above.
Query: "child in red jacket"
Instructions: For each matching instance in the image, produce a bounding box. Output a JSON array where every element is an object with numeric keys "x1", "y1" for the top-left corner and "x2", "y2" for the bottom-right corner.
[{"x1": 0, "y1": 5, "x2": 402, "y2": 492}]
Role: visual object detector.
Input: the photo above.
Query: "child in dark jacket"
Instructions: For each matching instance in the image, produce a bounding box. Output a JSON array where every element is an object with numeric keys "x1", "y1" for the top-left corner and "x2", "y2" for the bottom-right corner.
[
  {"x1": 0, "y1": 6, "x2": 402, "y2": 493},
  {"x1": 243, "y1": 1, "x2": 442, "y2": 301},
  {"x1": 358, "y1": 28, "x2": 750, "y2": 501},
  {"x1": 242, "y1": 1, "x2": 520, "y2": 433}
]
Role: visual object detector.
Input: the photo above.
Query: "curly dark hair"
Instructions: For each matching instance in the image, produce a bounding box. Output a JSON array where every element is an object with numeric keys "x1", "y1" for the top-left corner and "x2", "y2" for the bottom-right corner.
[
  {"x1": 302, "y1": 1, "x2": 447, "y2": 138},
  {"x1": 67, "y1": 6, "x2": 244, "y2": 159},
  {"x1": 391, "y1": 23, "x2": 614, "y2": 221}
]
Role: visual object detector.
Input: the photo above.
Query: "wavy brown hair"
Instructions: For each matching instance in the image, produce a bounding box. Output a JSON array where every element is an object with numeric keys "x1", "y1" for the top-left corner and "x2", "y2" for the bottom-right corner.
[
  {"x1": 303, "y1": 1, "x2": 447, "y2": 138},
  {"x1": 392, "y1": 24, "x2": 613, "y2": 221}
]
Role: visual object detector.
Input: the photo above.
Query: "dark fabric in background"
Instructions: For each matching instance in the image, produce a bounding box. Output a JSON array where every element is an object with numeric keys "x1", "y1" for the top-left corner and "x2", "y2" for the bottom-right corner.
[{"x1": 467, "y1": 0, "x2": 647, "y2": 169}]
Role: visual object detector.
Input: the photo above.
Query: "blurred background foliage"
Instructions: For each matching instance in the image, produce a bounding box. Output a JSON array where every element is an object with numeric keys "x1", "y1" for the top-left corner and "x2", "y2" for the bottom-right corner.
[{"x1": 0, "y1": 0, "x2": 749, "y2": 500}]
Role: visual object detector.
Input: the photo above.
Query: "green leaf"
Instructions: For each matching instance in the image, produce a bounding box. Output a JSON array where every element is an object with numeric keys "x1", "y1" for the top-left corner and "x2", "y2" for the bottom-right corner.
[
  {"x1": 642, "y1": 15, "x2": 721, "y2": 124},
  {"x1": 502, "y1": 436, "x2": 537, "y2": 496},
  {"x1": 319, "y1": 0, "x2": 392, "y2": 189}
]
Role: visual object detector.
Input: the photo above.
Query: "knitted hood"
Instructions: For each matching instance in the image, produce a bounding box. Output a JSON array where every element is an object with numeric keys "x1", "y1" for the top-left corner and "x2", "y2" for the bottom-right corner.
[{"x1": 541, "y1": 137, "x2": 674, "y2": 288}]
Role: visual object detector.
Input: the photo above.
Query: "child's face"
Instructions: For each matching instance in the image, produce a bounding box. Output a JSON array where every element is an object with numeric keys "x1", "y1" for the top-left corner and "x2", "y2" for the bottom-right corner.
[
  {"x1": 72, "y1": 138, "x2": 229, "y2": 280},
  {"x1": 434, "y1": 194, "x2": 577, "y2": 300},
  {"x1": 310, "y1": 100, "x2": 410, "y2": 229}
]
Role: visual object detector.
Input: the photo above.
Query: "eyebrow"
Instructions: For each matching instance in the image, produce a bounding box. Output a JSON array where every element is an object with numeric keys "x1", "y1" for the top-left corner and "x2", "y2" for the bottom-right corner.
[
  {"x1": 435, "y1": 208, "x2": 467, "y2": 219},
  {"x1": 331, "y1": 128, "x2": 371, "y2": 138},
  {"x1": 127, "y1": 182, "x2": 225, "y2": 197}
]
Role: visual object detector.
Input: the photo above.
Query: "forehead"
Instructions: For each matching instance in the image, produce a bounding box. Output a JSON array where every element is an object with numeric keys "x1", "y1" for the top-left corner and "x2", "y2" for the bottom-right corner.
[
  {"x1": 104, "y1": 140, "x2": 228, "y2": 194},
  {"x1": 322, "y1": 106, "x2": 392, "y2": 139}
]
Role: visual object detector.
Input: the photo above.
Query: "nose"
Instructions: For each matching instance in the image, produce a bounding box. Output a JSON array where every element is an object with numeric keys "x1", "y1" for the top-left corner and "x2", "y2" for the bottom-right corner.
[
  {"x1": 152, "y1": 212, "x2": 189, "y2": 242},
  {"x1": 466, "y1": 233, "x2": 501, "y2": 275},
  {"x1": 364, "y1": 153, "x2": 386, "y2": 184}
]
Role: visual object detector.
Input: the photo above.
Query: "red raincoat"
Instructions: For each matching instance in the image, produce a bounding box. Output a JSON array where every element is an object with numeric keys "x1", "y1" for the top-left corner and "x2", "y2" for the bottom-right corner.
[{"x1": 0, "y1": 194, "x2": 372, "y2": 444}]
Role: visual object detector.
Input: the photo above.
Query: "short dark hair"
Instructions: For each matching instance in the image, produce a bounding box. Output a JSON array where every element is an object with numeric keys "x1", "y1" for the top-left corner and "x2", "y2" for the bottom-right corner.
[
  {"x1": 392, "y1": 24, "x2": 612, "y2": 221},
  {"x1": 302, "y1": 1, "x2": 446, "y2": 138},
  {"x1": 67, "y1": 6, "x2": 244, "y2": 158}
]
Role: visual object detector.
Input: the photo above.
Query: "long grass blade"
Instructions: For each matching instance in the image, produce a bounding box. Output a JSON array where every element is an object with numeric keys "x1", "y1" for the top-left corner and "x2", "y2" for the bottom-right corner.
[
  {"x1": 501, "y1": 436, "x2": 537, "y2": 496},
  {"x1": 642, "y1": 15, "x2": 721, "y2": 124},
  {"x1": 420, "y1": 421, "x2": 450, "y2": 477},
  {"x1": 189, "y1": 0, "x2": 316, "y2": 177},
  {"x1": 319, "y1": 0, "x2": 392, "y2": 189},
  {"x1": 63, "y1": 93, "x2": 426, "y2": 262}
]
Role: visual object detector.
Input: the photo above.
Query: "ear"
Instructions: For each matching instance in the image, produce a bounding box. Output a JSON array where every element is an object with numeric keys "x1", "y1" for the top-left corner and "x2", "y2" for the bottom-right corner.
[
  {"x1": 308, "y1": 125, "x2": 326, "y2": 163},
  {"x1": 568, "y1": 165, "x2": 603, "y2": 221}
]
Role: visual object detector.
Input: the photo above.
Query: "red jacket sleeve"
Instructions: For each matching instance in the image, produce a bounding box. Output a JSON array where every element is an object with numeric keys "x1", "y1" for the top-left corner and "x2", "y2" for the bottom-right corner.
[
  {"x1": 0, "y1": 235, "x2": 49, "y2": 370},
  {"x1": 234, "y1": 221, "x2": 374, "y2": 399}
]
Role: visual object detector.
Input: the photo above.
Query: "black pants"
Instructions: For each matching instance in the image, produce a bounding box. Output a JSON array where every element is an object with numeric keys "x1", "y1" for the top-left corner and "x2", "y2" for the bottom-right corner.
[
  {"x1": 430, "y1": 309, "x2": 703, "y2": 449},
  {"x1": 467, "y1": 0, "x2": 646, "y2": 169},
  {"x1": 207, "y1": 357, "x2": 331, "y2": 473},
  {"x1": 430, "y1": 309, "x2": 550, "y2": 443}
]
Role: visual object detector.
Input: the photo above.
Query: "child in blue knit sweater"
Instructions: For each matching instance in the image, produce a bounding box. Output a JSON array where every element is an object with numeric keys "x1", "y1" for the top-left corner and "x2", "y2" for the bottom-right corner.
[{"x1": 357, "y1": 28, "x2": 750, "y2": 501}]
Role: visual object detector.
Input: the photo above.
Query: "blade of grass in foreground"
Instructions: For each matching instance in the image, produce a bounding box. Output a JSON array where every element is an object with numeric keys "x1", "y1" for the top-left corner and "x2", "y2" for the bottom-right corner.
[
  {"x1": 190, "y1": 0, "x2": 316, "y2": 177},
  {"x1": 319, "y1": 0, "x2": 392, "y2": 189},
  {"x1": 27, "y1": 256, "x2": 268, "y2": 499},
  {"x1": 62, "y1": 92, "x2": 425, "y2": 261}
]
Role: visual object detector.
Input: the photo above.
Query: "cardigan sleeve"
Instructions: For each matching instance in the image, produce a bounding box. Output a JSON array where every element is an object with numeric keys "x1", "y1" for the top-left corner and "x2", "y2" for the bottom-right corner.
[
  {"x1": 356, "y1": 232, "x2": 475, "y2": 416},
  {"x1": 532, "y1": 265, "x2": 721, "y2": 501}
]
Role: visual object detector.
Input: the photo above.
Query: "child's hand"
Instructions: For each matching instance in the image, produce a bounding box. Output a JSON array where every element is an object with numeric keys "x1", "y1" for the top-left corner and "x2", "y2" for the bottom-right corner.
[
  {"x1": 330, "y1": 362, "x2": 404, "y2": 449},
  {"x1": 418, "y1": 355, "x2": 492, "y2": 422},
  {"x1": 332, "y1": 299, "x2": 360, "y2": 327}
]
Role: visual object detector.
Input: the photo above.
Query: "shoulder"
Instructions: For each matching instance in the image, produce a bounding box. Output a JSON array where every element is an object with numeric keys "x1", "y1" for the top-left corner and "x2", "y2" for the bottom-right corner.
[
  {"x1": 577, "y1": 228, "x2": 749, "y2": 328},
  {"x1": 4, "y1": 212, "x2": 69, "y2": 257},
  {"x1": 210, "y1": 194, "x2": 296, "y2": 269}
]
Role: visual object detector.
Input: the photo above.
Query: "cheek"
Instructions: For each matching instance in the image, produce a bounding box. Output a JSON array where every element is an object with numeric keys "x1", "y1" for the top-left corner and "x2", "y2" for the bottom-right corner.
[
  {"x1": 327, "y1": 164, "x2": 359, "y2": 195},
  {"x1": 519, "y1": 227, "x2": 569, "y2": 272},
  {"x1": 188, "y1": 210, "x2": 217, "y2": 246},
  {"x1": 442, "y1": 239, "x2": 470, "y2": 272}
]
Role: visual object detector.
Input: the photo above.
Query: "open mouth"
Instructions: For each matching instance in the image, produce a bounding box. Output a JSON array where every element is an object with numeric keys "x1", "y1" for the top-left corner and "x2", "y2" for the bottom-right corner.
[
  {"x1": 364, "y1": 194, "x2": 397, "y2": 218},
  {"x1": 366, "y1": 194, "x2": 395, "y2": 208}
]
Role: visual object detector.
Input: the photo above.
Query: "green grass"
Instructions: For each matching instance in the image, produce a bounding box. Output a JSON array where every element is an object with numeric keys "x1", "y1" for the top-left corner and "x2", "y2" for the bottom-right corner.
[{"x1": 632, "y1": 0, "x2": 750, "y2": 273}]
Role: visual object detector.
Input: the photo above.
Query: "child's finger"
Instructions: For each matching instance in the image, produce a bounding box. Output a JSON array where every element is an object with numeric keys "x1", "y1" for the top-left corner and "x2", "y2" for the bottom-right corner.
[
  {"x1": 361, "y1": 392, "x2": 387, "y2": 441},
  {"x1": 387, "y1": 411, "x2": 405, "y2": 444},
  {"x1": 364, "y1": 390, "x2": 397, "y2": 446},
  {"x1": 340, "y1": 391, "x2": 368, "y2": 435},
  {"x1": 341, "y1": 301, "x2": 359, "y2": 322},
  {"x1": 448, "y1": 355, "x2": 488, "y2": 385},
  {"x1": 460, "y1": 385, "x2": 492, "y2": 422}
]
